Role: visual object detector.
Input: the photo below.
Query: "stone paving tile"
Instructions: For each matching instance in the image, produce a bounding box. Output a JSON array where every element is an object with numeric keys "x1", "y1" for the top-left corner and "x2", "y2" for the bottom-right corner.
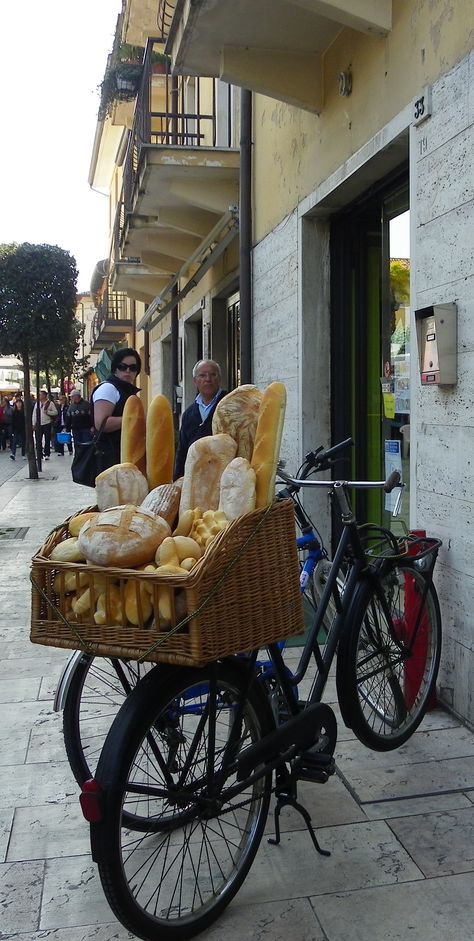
[
  {"x1": 26, "y1": 711, "x2": 66, "y2": 765},
  {"x1": 336, "y1": 722, "x2": 474, "y2": 770},
  {"x1": 363, "y1": 790, "x2": 473, "y2": 819},
  {"x1": 238, "y1": 819, "x2": 423, "y2": 905},
  {"x1": 338, "y1": 756, "x2": 474, "y2": 804},
  {"x1": 40, "y1": 856, "x2": 116, "y2": 930},
  {"x1": 0, "y1": 760, "x2": 78, "y2": 811},
  {"x1": 0, "y1": 859, "x2": 44, "y2": 934},
  {"x1": 197, "y1": 896, "x2": 326, "y2": 941},
  {"x1": 7, "y1": 803, "x2": 90, "y2": 862},
  {"x1": 0, "y1": 808, "x2": 14, "y2": 863},
  {"x1": 0, "y1": 927, "x2": 135, "y2": 941},
  {"x1": 388, "y1": 805, "x2": 474, "y2": 876},
  {"x1": 266, "y1": 774, "x2": 367, "y2": 833},
  {"x1": 0, "y1": 677, "x2": 41, "y2": 704},
  {"x1": 310, "y1": 871, "x2": 474, "y2": 941}
]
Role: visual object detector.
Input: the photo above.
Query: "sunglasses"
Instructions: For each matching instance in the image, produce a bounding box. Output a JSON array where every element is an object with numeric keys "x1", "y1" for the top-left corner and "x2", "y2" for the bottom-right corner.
[{"x1": 116, "y1": 363, "x2": 138, "y2": 373}]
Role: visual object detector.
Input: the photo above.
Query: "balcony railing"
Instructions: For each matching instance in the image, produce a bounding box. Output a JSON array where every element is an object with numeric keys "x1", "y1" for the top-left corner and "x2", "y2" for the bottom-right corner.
[
  {"x1": 157, "y1": 1, "x2": 175, "y2": 39},
  {"x1": 121, "y1": 39, "x2": 231, "y2": 214},
  {"x1": 90, "y1": 290, "x2": 131, "y2": 350}
]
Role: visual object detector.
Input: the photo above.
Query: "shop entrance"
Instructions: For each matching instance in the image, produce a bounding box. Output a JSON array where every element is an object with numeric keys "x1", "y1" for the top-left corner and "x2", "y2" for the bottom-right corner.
[{"x1": 330, "y1": 172, "x2": 410, "y2": 529}]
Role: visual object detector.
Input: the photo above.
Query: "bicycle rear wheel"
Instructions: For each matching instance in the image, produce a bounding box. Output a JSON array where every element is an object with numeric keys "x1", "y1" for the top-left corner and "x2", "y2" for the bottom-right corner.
[
  {"x1": 336, "y1": 564, "x2": 441, "y2": 750},
  {"x1": 63, "y1": 655, "x2": 152, "y2": 785},
  {"x1": 91, "y1": 661, "x2": 273, "y2": 940}
]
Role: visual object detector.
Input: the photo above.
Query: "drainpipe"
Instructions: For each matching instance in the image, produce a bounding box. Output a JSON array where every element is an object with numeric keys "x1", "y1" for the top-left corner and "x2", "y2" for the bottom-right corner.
[
  {"x1": 171, "y1": 283, "x2": 179, "y2": 432},
  {"x1": 239, "y1": 89, "x2": 252, "y2": 384}
]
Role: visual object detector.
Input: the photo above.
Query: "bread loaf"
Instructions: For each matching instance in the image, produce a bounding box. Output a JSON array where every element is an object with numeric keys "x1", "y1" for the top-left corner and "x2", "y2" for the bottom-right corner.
[
  {"x1": 250, "y1": 382, "x2": 286, "y2": 508},
  {"x1": 180, "y1": 434, "x2": 237, "y2": 515},
  {"x1": 140, "y1": 482, "x2": 182, "y2": 527},
  {"x1": 120, "y1": 396, "x2": 146, "y2": 475},
  {"x1": 78, "y1": 504, "x2": 170, "y2": 567},
  {"x1": 219, "y1": 457, "x2": 256, "y2": 519},
  {"x1": 146, "y1": 394, "x2": 175, "y2": 490},
  {"x1": 212, "y1": 385, "x2": 263, "y2": 460},
  {"x1": 95, "y1": 462, "x2": 149, "y2": 511}
]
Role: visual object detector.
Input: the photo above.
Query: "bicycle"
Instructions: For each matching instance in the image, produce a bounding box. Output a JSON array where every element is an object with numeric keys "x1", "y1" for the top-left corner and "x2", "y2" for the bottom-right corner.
[
  {"x1": 54, "y1": 439, "x2": 351, "y2": 786},
  {"x1": 80, "y1": 447, "x2": 442, "y2": 940}
]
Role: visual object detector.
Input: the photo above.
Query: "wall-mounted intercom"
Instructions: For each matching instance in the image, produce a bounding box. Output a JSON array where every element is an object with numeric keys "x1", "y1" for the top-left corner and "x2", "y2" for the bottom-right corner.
[{"x1": 415, "y1": 303, "x2": 457, "y2": 386}]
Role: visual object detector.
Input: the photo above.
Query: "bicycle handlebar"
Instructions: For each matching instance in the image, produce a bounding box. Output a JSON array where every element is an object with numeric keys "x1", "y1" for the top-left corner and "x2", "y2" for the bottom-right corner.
[{"x1": 278, "y1": 467, "x2": 403, "y2": 494}]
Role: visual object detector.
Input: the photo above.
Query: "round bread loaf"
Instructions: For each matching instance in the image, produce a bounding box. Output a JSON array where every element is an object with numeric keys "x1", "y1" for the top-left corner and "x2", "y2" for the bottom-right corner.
[{"x1": 77, "y1": 504, "x2": 171, "y2": 567}]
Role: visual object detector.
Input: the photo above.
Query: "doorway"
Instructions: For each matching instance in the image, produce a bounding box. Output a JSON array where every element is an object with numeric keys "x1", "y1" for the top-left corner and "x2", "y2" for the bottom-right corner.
[{"x1": 330, "y1": 171, "x2": 410, "y2": 529}]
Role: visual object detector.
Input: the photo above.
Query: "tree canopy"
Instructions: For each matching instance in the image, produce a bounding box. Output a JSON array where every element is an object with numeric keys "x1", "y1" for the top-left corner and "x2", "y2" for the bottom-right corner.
[{"x1": 0, "y1": 242, "x2": 78, "y2": 359}]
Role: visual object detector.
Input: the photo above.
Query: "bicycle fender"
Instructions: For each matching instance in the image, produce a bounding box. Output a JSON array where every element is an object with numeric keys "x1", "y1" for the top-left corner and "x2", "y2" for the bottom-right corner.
[{"x1": 53, "y1": 650, "x2": 89, "y2": 712}]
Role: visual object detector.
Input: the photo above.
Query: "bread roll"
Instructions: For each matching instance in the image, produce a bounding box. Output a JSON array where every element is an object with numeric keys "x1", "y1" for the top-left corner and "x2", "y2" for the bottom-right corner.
[
  {"x1": 146, "y1": 394, "x2": 175, "y2": 490},
  {"x1": 68, "y1": 512, "x2": 98, "y2": 537},
  {"x1": 95, "y1": 462, "x2": 149, "y2": 511},
  {"x1": 120, "y1": 396, "x2": 146, "y2": 475},
  {"x1": 140, "y1": 482, "x2": 182, "y2": 527},
  {"x1": 180, "y1": 434, "x2": 237, "y2": 515},
  {"x1": 78, "y1": 504, "x2": 170, "y2": 567},
  {"x1": 219, "y1": 457, "x2": 256, "y2": 519},
  {"x1": 50, "y1": 537, "x2": 86, "y2": 563},
  {"x1": 212, "y1": 385, "x2": 263, "y2": 460},
  {"x1": 124, "y1": 579, "x2": 153, "y2": 626},
  {"x1": 250, "y1": 382, "x2": 286, "y2": 508}
]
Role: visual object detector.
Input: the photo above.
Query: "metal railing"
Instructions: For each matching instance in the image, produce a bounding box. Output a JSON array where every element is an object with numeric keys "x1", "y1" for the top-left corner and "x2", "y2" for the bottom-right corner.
[
  {"x1": 157, "y1": 0, "x2": 176, "y2": 38},
  {"x1": 90, "y1": 290, "x2": 130, "y2": 349}
]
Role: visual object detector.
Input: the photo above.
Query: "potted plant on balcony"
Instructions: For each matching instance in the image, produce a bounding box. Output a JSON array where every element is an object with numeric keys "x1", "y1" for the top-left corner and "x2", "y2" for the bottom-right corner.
[{"x1": 97, "y1": 44, "x2": 144, "y2": 121}]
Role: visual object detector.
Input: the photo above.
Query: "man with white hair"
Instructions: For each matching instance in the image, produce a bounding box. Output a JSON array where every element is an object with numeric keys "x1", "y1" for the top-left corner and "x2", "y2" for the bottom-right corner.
[
  {"x1": 66, "y1": 388, "x2": 92, "y2": 449},
  {"x1": 174, "y1": 359, "x2": 226, "y2": 479}
]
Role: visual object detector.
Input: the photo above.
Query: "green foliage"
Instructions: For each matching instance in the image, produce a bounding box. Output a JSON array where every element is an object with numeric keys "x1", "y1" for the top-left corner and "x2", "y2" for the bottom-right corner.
[
  {"x1": 0, "y1": 242, "x2": 78, "y2": 359},
  {"x1": 390, "y1": 259, "x2": 410, "y2": 306}
]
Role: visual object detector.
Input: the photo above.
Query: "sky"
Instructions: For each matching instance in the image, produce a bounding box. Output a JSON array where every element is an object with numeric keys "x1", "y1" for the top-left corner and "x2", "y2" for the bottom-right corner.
[{"x1": 0, "y1": 0, "x2": 122, "y2": 292}]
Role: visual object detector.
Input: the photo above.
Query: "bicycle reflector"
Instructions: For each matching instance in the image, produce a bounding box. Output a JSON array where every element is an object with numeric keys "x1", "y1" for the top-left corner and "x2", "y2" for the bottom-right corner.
[{"x1": 80, "y1": 778, "x2": 104, "y2": 823}]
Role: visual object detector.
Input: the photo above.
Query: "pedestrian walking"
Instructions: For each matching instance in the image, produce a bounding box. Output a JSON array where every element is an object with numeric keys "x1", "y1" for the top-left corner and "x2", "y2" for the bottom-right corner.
[
  {"x1": 66, "y1": 388, "x2": 93, "y2": 448},
  {"x1": 54, "y1": 395, "x2": 73, "y2": 455},
  {"x1": 9, "y1": 398, "x2": 26, "y2": 460},
  {"x1": 32, "y1": 391, "x2": 58, "y2": 460}
]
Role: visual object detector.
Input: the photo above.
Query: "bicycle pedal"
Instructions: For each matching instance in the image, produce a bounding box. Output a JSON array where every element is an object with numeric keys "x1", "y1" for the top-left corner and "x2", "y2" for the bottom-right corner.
[{"x1": 295, "y1": 751, "x2": 335, "y2": 783}]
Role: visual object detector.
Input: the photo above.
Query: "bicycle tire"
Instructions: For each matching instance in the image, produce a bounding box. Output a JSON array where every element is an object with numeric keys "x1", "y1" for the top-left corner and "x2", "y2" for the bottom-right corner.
[
  {"x1": 336, "y1": 564, "x2": 441, "y2": 750},
  {"x1": 63, "y1": 654, "x2": 153, "y2": 785},
  {"x1": 91, "y1": 660, "x2": 274, "y2": 940}
]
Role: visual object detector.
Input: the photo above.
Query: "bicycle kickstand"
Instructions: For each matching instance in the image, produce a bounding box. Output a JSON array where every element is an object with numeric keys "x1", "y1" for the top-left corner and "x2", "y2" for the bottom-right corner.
[{"x1": 268, "y1": 770, "x2": 330, "y2": 857}]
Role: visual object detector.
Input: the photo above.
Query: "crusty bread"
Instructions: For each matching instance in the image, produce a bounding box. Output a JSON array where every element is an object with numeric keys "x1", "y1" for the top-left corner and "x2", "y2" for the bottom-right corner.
[
  {"x1": 50, "y1": 536, "x2": 86, "y2": 563},
  {"x1": 212, "y1": 385, "x2": 263, "y2": 460},
  {"x1": 68, "y1": 512, "x2": 98, "y2": 537},
  {"x1": 120, "y1": 395, "x2": 146, "y2": 475},
  {"x1": 78, "y1": 504, "x2": 170, "y2": 567},
  {"x1": 146, "y1": 394, "x2": 175, "y2": 490},
  {"x1": 140, "y1": 481, "x2": 182, "y2": 527},
  {"x1": 180, "y1": 434, "x2": 237, "y2": 515},
  {"x1": 219, "y1": 456, "x2": 256, "y2": 519},
  {"x1": 250, "y1": 382, "x2": 286, "y2": 508},
  {"x1": 95, "y1": 462, "x2": 149, "y2": 511}
]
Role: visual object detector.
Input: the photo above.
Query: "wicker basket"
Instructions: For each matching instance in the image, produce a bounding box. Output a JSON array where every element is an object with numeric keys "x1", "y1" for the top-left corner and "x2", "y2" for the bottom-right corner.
[{"x1": 30, "y1": 499, "x2": 304, "y2": 667}]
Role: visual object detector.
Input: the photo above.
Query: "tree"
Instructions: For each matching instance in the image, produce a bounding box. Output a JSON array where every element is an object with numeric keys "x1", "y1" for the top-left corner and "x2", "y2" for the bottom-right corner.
[{"x1": 0, "y1": 243, "x2": 78, "y2": 478}]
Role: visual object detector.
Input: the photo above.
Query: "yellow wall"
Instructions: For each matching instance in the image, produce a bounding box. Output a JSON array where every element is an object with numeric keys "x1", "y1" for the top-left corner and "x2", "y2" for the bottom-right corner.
[{"x1": 253, "y1": 0, "x2": 474, "y2": 241}]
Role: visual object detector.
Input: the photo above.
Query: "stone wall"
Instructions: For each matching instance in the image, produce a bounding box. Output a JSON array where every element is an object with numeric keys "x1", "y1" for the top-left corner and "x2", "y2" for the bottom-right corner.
[{"x1": 413, "y1": 50, "x2": 474, "y2": 724}]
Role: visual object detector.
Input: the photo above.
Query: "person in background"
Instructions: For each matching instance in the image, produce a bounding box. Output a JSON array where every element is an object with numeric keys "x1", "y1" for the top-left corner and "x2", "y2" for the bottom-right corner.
[
  {"x1": 174, "y1": 359, "x2": 226, "y2": 479},
  {"x1": 90, "y1": 348, "x2": 141, "y2": 473},
  {"x1": 32, "y1": 390, "x2": 58, "y2": 460},
  {"x1": 9, "y1": 398, "x2": 25, "y2": 460},
  {"x1": 66, "y1": 388, "x2": 92, "y2": 448},
  {"x1": 54, "y1": 394, "x2": 73, "y2": 456}
]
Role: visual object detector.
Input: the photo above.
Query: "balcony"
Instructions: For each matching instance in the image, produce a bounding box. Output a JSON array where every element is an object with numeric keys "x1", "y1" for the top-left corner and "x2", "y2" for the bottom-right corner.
[
  {"x1": 109, "y1": 38, "x2": 239, "y2": 302},
  {"x1": 90, "y1": 291, "x2": 134, "y2": 353},
  {"x1": 163, "y1": 0, "x2": 392, "y2": 112}
]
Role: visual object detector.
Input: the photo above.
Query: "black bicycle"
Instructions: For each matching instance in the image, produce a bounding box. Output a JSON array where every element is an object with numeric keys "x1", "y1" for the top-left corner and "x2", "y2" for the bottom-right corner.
[{"x1": 81, "y1": 446, "x2": 441, "y2": 940}]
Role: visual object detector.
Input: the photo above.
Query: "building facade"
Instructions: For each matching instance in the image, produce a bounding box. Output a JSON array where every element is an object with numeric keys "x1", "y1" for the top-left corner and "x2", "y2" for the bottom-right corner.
[{"x1": 90, "y1": 1, "x2": 474, "y2": 726}]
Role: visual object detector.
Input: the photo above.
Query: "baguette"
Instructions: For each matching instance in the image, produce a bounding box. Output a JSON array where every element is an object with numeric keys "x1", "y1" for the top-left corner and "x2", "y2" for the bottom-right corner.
[
  {"x1": 146, "y1": 394, "x2": 175, "y2": 489},
  {"x1": 120, "y1": 395, "x2": 146, "y2": 475},
  {"x1": 250, "y1": 382, "x2": 286, "y2": 508}
]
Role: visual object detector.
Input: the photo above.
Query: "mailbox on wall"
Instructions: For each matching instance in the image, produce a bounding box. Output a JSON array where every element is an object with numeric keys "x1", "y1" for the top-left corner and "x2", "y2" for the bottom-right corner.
[{"x1": 415, "y1": 303, "x2": 457, "y2": 386}]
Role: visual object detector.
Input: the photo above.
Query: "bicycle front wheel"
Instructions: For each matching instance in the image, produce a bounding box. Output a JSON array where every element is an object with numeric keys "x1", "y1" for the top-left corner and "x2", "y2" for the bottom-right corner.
[
  {"x1": 92, "y1": 661, "x2": 273, "y2": 940},
  {"x1": 336, "y1": 565, "x2": 441, "y2": 750}
]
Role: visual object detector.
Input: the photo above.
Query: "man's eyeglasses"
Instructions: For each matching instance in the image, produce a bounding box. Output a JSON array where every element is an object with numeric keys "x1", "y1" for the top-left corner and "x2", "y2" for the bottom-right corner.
[
  {"x1": 116, "y1": 363, "x2": 138, "y2": 373},
  {"x1": 196, "y1": 372, "x2": 218, "y2": 380}
]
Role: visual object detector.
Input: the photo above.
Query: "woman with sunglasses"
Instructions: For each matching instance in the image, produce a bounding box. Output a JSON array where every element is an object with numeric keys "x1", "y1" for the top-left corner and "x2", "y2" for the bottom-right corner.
[{"x1": 90, "y1": 348, "x2": 141, "y2": 474}]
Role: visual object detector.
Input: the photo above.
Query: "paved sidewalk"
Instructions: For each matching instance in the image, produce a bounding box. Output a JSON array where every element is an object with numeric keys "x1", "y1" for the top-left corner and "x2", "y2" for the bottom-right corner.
[{"x1": 1, "y1": 448, "x2": 474, "y2": 940}]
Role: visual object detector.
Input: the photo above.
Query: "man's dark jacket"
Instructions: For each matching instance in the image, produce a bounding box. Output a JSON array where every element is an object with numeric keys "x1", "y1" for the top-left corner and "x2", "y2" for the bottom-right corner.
[{"x1": 174, "y1": 389, "x2": 227, "y2": 479}]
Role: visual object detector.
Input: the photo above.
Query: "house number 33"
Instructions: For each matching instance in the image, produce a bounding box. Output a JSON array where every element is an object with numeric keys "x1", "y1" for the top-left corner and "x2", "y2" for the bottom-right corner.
[{"x1": 413, "y1": 86, "x2": 432, "y2": 126}]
